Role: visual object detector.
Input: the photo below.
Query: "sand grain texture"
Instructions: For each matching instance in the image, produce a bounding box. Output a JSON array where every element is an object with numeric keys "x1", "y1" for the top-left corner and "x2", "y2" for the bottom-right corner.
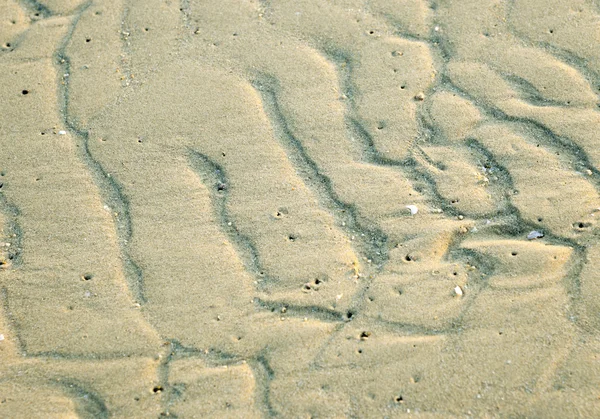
[{"x1": 1, "y1": 0, "x2": 600, "y2": 417}]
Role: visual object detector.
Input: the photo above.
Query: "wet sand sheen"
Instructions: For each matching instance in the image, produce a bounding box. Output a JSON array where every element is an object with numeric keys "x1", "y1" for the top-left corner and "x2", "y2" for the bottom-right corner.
[{"x1": 1, "y1": 0, "x2": 600, "y2": 417}]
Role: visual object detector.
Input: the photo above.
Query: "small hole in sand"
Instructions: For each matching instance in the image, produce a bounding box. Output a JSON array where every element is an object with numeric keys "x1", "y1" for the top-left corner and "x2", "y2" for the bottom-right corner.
[
  {"x1": 405, "y1": 255, "x2": 412, "y2": 262},
  {"x1": 369, "y1": 30, "x2": 374, "y2": 34},
  {"x1": 152, "y1": 386, "x2": 163, "y2": 393},
  {"x1": 288, "y1": 234, "x2": 297, "y2": 242},
  {"x1": 21, "y1": 90, "x2": 29, "y2": 95},
  {"x1": 400, "y1": 85, "x2": 406, "y2": 89},
  {"x1": 356, "y1": 348, "x2": 363, "y2": 354},
  {"x1": 346, "y1": 311, "x2": 353, "y2": 319},
  {"x1": 82, "y1": 274, "x2": 93, "y2": 280},
  {"x1": 85, "y1": 38, "x2": 91, "y2": 43},
  {"x1": 360, "y1": 331, "x2": 371, "y2": 340},
  {"x1": 394, "y1": 395, "x2": 404, "y2": 403},
  {"x1": 511, "y1": 252, "x2": 518, "y2": 256}
]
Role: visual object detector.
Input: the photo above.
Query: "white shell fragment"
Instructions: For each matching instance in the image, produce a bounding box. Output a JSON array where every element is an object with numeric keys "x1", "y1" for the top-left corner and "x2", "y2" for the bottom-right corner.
[
  {"x1": 0, "y1": 334, "x2": 4, "y2": 341},
  {"x1": 527, "y1": 230, "x2": 544, "y2": 240},
  {"x1": 406, "y1": 205, "x2": 418, "y2": 215},
  {"x1": 58, "y1": 130, "x2": 67, "y2": 135},
  {"x1": 454, "y1": 286, "x2": 463, "y2": 297}
]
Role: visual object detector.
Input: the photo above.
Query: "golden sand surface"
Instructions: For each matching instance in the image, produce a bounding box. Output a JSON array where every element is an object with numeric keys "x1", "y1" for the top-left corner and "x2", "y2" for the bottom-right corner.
[{"x1": 1, "y1": 0, "x2": 600, "y2": 417}]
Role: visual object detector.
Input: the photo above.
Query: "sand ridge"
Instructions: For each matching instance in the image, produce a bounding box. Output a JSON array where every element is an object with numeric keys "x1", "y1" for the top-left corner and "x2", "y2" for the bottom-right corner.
[{"x1": 1, "y1": 0, "x2": 600, "y2": 417}]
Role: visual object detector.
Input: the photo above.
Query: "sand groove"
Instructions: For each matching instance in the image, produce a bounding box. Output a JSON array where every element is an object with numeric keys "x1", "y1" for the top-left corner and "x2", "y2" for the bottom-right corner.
[{"x1": 1, "y1": 0, "x2": 600, "y2": 416}]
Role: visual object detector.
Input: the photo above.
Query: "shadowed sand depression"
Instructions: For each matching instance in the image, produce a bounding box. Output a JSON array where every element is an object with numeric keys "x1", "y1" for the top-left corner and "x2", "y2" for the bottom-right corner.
[{"x1": 1, "y1": 0, "x2": 600, "y2": 417}]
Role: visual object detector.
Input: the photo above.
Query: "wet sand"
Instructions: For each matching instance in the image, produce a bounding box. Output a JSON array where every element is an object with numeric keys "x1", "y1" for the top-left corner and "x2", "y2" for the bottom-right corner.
[{"x1": 1, "y1": 0, "x2": 600, "y2": 417}]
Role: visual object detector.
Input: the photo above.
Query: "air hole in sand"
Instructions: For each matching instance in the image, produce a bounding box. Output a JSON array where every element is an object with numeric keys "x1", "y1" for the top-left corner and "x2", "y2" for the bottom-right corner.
[
  {"x1": 453, "y1": 272, "x2": 458, "y2": 276},
  {"x1": 405, "y1": 255, "x2": 412, "y2": 262},
  {"x1": 144, "y1": 28, "x2": 149, "y2": 32},
  {"x1": 511, "y1": 252, "x2": 518, "y2": 256},
  {"x1": 360, "y1": 331, "x2": 371, "y2": 340},
  {"x1": 3, "y1": 43, "x2": 11, "y2": 48},
  {"x1": 400, "y1": 85, "x2": 406, "y2": 89},
  {"x1": 394, "y1": 395, "x2": 404, "y2": 403},
  {"x1": 85, "y1": 38, "x2": 91, "y2": 43},
  {"x1": 549, "y1": 29, "x2": 554, "y2": 34},
  {"x1": 21, "y1": 90, "x2": 29, "y2": 95},
  {"x1": 82, "y1": 273, "x2": 93, "y2": 280},
  {"x1": 356, "y1": 349, "x2": 363, "y2": 354},
  {"x1": 217, "y1": 183, "x2": 226, "y2": 191},
  {"x1": 368, "y1": 296, "x2": 374, "y2": 302},
  {"x1": 538, "y1": 217, "x2": 543, "y2": 222},
  {"x1": 314, "y1": 278, "x2": 322, "y2": 285},
  {"x1": 67, "y1": 305, "x2": 74, "y2": 310},
  {"x1": 152, "y1": 386, "x2": 163, "y2": 393},
  {"x1": 346, "y1": 311, "x2": 353, "y2": 320},
  {"x1": 288, "y1": 234, "x2": 297, "y2": 242},
  {"x1": 303, "y1": 284, "x2": 311, "y2": 291},
  {"x1": 369, "y1": 30, "x2": 375, "y2": 35}
]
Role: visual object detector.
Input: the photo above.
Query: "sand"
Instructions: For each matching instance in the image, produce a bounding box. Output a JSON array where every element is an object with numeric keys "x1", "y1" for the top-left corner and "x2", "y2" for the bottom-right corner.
[{"x1": 1, "y1": 0, "x2": 600, "y2": 417}]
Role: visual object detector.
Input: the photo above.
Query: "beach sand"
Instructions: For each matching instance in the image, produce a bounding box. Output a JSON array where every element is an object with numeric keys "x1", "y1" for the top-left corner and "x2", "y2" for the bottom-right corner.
[{"x1": 1, "y1": 0, "x2": 600, "y2": 417}]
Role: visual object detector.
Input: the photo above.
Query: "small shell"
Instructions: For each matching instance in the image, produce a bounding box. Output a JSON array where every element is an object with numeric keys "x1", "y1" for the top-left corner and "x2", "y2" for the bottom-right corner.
[
  {"x1": 406, "y1": 205, "x2": 418, "y2": 215},
  {"x1": 454, "y1": 286, "x2": 463, "y2": 297},
  {"x1": 58, "y1": 130, "x2": 67, "y2": 135},
  {"x1": 527, "y1": 230, "x2": 544, "y2": 240}
]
